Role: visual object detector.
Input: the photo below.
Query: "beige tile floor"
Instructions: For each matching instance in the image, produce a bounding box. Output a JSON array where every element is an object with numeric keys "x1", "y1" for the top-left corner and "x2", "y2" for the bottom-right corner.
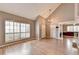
[{"x1": 0, "y1": 38, "x2": 79, "y2": 55}]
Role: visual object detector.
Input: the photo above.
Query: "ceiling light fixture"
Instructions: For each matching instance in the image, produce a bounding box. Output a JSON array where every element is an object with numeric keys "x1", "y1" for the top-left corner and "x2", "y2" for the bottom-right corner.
[{"x1": 47, "y1": 9, "x2": 52, "y2": 23}]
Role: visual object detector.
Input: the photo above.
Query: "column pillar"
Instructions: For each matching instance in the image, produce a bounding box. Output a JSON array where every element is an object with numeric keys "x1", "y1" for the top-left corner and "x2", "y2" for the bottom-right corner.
[
  {"x1": 46, "y1": 19, "x2": 51, "y2": 39},
  {"x1": 0, "y1": 17, "x2": 5, "y2": 46}
]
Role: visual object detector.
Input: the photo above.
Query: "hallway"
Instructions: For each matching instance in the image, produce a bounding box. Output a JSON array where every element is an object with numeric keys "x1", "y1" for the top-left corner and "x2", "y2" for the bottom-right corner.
[{"x1": 0, "y1": 38, "x2": 79, "y2": 55}]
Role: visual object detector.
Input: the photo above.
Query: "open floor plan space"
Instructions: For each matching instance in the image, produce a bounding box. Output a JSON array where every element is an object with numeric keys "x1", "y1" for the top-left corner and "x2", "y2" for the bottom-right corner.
[{"x1": 0, "y1": 3, "x2": 79, "y2": 55}]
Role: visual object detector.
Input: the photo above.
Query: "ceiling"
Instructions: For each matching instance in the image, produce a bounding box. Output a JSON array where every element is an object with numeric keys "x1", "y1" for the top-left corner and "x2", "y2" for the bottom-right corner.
[{"x1": 0, "y1": 3, "x2": 61, "y2": 20}]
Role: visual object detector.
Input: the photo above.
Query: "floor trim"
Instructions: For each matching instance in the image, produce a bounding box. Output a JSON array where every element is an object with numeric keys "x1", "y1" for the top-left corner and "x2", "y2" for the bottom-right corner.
[{"x1": 0, "y1": 38, "x2": 35, "y2": 48}]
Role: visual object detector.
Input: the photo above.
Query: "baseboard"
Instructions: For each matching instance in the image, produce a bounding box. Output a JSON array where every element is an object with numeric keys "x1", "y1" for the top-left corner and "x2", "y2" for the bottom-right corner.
[{"x1": 0, "y1": 38, "x2": 35, "y2": 48}]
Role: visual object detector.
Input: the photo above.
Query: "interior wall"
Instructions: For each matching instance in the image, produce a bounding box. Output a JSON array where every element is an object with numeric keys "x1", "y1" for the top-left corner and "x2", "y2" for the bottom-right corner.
[
  {"x1": 48, "y1": 3, "x2": 75, "y2": 23},
  {"x1": 50, "y1": 24, "x2": 57, "y2": 38},
  {"x1": 77, "y1": 4, "x2": 79, "y2": 16},
  {"x1": 50, "y1": 24, "x2": 63, "y2": 39},
  {"x1": 63, "y1": 25, "x2": 67, "y2": 32},
  {"x1": 63, "y1": 24, "x2": 74, "y2": 32},
  {"x1": 0, "y1": 11, "x2": 35, "y2": 46},
  {"x1": 40, "y1": 16, "x2": 46, "y2": 38},
  {"x1": 35, "y1": 16, "x2": 40, "y2": 40},
  {"x1": 35, "y1": 16, "x2": 46, "y2": 40},
  {"x1": 47, "y1": 3, "x2": 75, "y2": 39},
  {"x1": 76, "y1": 3, "x2": 79, "y2": 21},
  {"x1": 0, "y1": 16, "x2": 5, "y2": 45}
]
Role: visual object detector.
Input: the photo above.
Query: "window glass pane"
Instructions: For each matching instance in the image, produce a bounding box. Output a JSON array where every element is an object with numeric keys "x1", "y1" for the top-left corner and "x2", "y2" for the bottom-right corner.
[
  {"x1": 5, "y1": 21, "x2": 31, "y2": 43},
  {"x1": 5, "y1": 33, "x2": 14, "y2": 42},
  {"x1": 5, "y1": 26, "x2": 9, "y2": 30},
  {"x1": 26, "y1": 24, "x2": 30, "y2": 32},
  {"x1": 9, "y1": 22, "x2": 13, "y2": 33},
  {"x1": 5, "y1": 29, "x2": 9, "y2": 33},
  {"x1": 14, "y1": 33, "x2": 20, "y2": 40},
  {"x1": 5, "y1": 21, "x2": 10, "y2": 33},
  {"x1": 77, "y1": 26, "x2": 79, "y2": 32},
  {"x1": 9, "y1": 29, "x2": 13, "y2": 33},
  {"x1": 21, "y1": 23, "x2": 25, "y2": 32},
  {"x1": 21, "y1": 33, "x2": 26, "y2": 39},
  {"x1": 5, "y1": 21, "x2": 14, "y2": 43},
  {"x1": 25, "y1": 33, "x2": 30, "y2": 38},
  {"x1": 14, "y1": 22, "x2": 20, "y2": 32},
  {"x1": 67, "y1": 26, "x2": 79, "y2": 32},
  {"x1": 74, "y1": 26, "x2": 78, "y2": 32},
  {"x1": 9, "y1": 21, "x2": 13, "y2": 33},
  {"x1": 9, "y1": 21, "x2": 13, "y2": 26},
  {"x1": 5, "y1": 21, "x2": 10, "y2": 26},
  {"x1": 10, "y1": 25, "x2": 13, "y2": 29},
  {"x1": 67, "y1": 26, "x2": 74, "y2": 32}
]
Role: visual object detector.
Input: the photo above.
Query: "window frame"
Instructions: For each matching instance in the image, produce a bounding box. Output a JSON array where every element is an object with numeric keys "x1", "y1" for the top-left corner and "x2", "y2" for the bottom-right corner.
[{"x1": 5, "y1": 20, "x2": 31, "y2": 43}]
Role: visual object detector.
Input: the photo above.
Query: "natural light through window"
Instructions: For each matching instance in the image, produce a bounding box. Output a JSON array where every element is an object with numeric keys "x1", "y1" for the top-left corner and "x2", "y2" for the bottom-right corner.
[
  {"x1": 5, "y1": 20, "x2": 30, "y2": 43},
  {"x1": 67, "y1": 25, "x2": 79, "y2": 32}
]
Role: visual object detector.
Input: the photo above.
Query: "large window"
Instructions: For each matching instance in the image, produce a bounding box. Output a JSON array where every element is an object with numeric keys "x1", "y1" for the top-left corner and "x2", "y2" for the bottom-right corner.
[
  {"x1": 21, "y1": 23, "x2": 26, "y2": 39},
  {"x1": 21, "y1": 23, "x2": 30, "y2": 39},
  {"x1": 74, "y1": 26, "x2": 79, "y2": 32},
  {"x1": 67, "y1": 26, "x2": 74, "y2": 32},
  {"x1": 5, "y1": 21, "x2": 30, "y2": 43},
  {"x1": 14, "y1": 22, "x2": 20, "y2": 40},
  {"x1": 5, "y1": 21, "x2": 14, "y2": 42},
  {"x1": 67, "y1": 25, "x2": 79, "y2": 32}
]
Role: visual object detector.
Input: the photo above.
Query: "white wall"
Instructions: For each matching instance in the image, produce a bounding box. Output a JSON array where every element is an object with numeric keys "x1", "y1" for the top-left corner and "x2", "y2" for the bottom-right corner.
[
  {"x1": 50, "y1": 25, "x2": 57, "y2": 38},
  {"x1": 49, "y1": 3, "x2": 75, "y2": 39},
  {"x1": 0, "y1": 16, "x2": 5, "y2": 45},
  {"x1": 35, "y1": 18, "x2": 40, "y2": 40},
  {"x1": 48, "y1": 3, "x2": 74, "y2": 24},
  {"x1": 35, "y1": 16, "x2": 46, "y2": 40},
  {"x1": 50, "y1": 24, "x2": 63, "y2": 39}
]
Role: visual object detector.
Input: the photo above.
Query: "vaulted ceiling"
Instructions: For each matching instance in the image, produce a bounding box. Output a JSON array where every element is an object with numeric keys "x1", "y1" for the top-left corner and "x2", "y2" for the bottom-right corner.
[{"x1": 0, "y1": 3, "x2": 61, "y2": 20}]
